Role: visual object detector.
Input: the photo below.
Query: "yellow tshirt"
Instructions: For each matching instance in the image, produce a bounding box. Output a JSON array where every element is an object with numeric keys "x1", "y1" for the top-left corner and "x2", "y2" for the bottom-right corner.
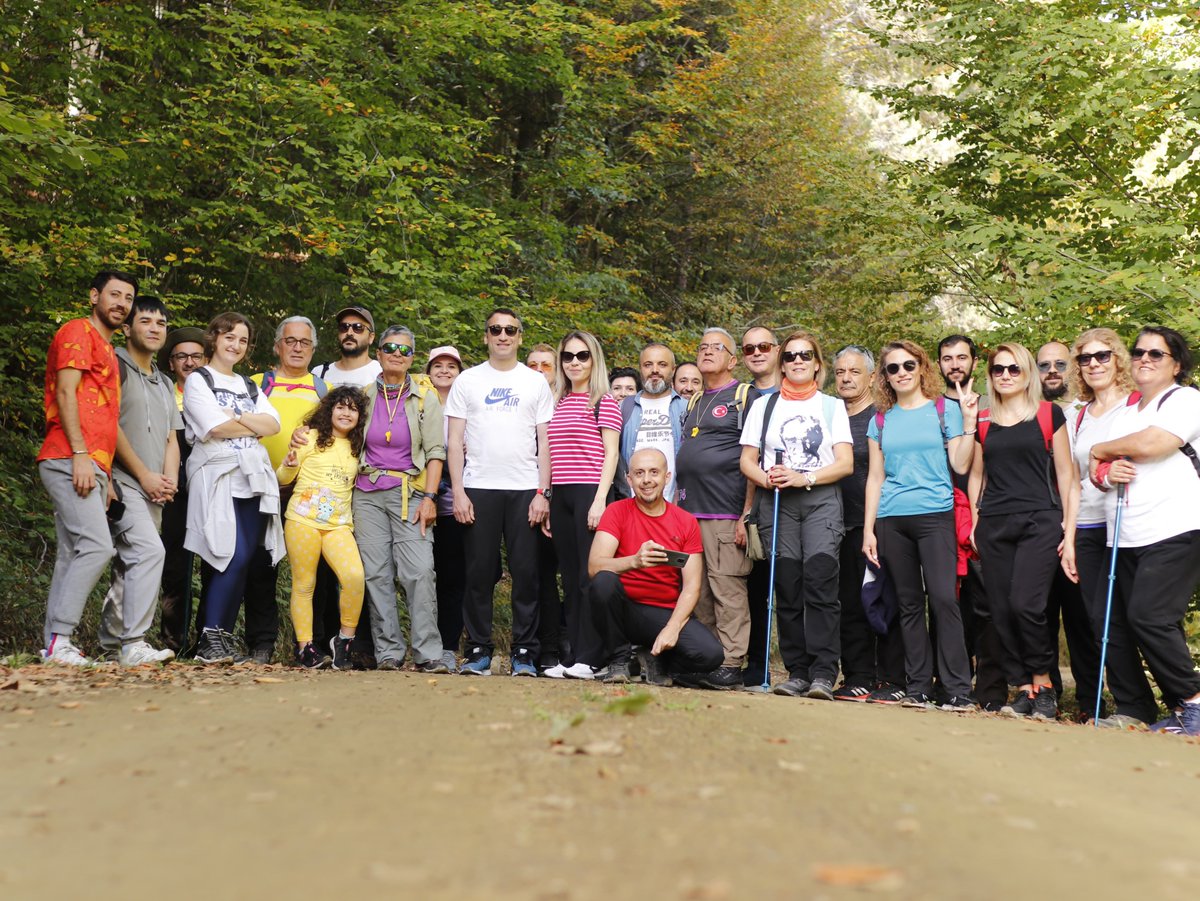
[
  {"x1": 277, "y1": 436, "x2": 357, "y2": 530},
  {"x1": 251, "y1": 371, "x2": 324, "y2": 469}
]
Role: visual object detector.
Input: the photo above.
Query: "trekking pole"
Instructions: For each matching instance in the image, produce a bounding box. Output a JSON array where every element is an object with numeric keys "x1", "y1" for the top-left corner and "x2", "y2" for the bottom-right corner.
[
  {"x1": 1094, "y1": 481, "x2": 1126, "y2": 727},
  {"x1": 760, "y1": 449, "x2": 784, "y2": 692}
]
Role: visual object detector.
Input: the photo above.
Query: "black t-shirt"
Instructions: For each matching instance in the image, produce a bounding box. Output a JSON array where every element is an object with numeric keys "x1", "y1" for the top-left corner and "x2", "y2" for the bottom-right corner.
[
  {"x1": 676, "y1": 381, "x2": 761, "y2": 516},
  {"x1": 977, "y1": 403, "x2": 1066, "y2": 516},
  {"x1": 840, "y1": 406, "x2": 873, "y2": 529}
]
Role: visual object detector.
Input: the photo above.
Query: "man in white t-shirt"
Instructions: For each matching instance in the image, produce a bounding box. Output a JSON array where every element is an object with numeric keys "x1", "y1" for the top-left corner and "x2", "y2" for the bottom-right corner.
[
  {"x1": 616, "y1": 342, "x2": 687, "y2": 502},
  {"x1": 445, "y1": 308, "x2": 555, "y2": 676},
  {"x1": 312, "y1": 305, "x2": 382, "y2": 388}
]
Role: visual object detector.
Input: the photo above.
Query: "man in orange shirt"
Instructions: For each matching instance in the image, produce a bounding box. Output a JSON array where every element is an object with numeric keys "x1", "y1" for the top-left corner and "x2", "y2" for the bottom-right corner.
[{"x1": 37, "y1": 270, "x2": 137, "y2": 665}]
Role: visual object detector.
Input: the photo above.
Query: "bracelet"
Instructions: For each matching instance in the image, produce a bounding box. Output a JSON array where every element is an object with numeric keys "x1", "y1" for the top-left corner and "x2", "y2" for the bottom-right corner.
[
  {"x1": 962, "y1": 428, "x2": 977, "y2": 436},
  {"x1": 804, "y1": 471, "x2": 816, "y2": 490},
  {"x1": 72, "y1": 450, "x2": 89, "y2": 456}
]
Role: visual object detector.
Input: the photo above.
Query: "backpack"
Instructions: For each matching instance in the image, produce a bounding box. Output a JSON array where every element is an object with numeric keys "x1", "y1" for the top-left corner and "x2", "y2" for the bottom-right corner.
[
  {"x1": 1149, "y1": 386, "x2": 1200, "y2": 478},
  {"x1": 196, "y1": 366, "x2": 259, "y2": 403},
  {"x1": 260, "y1": 369, "x2": 328, "y2": 400},
  {"x1": 685, "y1": 381, "x2": 753, "y2": 430},
  {"x1": 977, "y1": 400, "x2": 1060, "y2": 507}
]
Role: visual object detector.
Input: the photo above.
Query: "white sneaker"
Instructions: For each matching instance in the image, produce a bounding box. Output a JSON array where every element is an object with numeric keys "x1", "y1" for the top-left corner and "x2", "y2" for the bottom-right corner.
[
  {"x1": 41, "y1": 638, "x2": 92, "y2": 667},
  {"x1": 119, "y1": 641, "x2": 175, "y2": 666},
  {"x1": 562, "y1": 663, "x2": 598, "y2": 680},
  {"x1": 542, "y1": 663, "x2": 567, "y2": 679}
]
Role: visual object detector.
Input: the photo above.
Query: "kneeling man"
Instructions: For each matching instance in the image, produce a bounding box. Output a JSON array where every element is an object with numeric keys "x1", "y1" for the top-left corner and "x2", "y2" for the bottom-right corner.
[{"x1": 589, "y1": 448, "x2": 723, "y2": 684}]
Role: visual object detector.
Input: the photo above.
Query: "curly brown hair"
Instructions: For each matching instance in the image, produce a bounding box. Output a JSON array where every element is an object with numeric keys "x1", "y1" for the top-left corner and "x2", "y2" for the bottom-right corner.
[
  {"x1": 304, "y1": 385, "x2": 368, "y2": 456},
  {"x1": 872, "y1": 341, "x2": 943, "y2": 412}
]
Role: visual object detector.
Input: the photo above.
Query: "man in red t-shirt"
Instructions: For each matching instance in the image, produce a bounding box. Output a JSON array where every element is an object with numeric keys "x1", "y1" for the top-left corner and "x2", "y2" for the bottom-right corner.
[
  {"x1": 589, "y1": 448, "x2": 722, "y2": 684},
  {"x1": 36, "y1": 269, "x2": 137, "y2": 665}
]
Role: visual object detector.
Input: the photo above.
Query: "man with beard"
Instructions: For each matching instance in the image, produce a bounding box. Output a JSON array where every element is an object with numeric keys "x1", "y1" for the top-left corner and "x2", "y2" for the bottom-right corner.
[
  {"x1": 937, "y1": 334, "x2": 1006, "y2": 709},
  {"x1": 96, "y1": 296, "x2": 181, "y2": 665},
  {"x1": 37, "y1": 270, "x2": 137, "y2": 665},
  {"x1": 615, "y1": 342, "x2": 687, "y2": 502},
  {"x1": 313, "y1": 305, "x2": 381, "y2": 388},
  {"x1": 1037, "y1": 341, "x2": 1071, "y2": 403}
]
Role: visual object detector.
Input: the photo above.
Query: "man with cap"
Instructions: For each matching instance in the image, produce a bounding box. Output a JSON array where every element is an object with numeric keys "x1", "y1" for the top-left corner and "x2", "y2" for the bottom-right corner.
[
  {"x1": 157, "y1": 325, "x2": 206, "y2": 652},
  {"x1": 312, "y1": 305, "x2": 382, "y2": 388}
]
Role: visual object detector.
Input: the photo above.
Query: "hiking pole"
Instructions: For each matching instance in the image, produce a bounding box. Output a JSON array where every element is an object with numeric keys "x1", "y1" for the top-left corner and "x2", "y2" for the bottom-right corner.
[
  {"x1": 1094, "y1": 481, "x2": 1126, "y2": 727},
  {"x1": 760, "y1": 449, "x2": 784, "y2": 692}
]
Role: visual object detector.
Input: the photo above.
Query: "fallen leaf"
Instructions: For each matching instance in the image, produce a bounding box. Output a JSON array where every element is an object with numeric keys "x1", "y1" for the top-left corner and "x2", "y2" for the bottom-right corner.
[
  {"x1": 134, "y1": 704, "x2": 160, "y2": 713},
  {"x1": 681, "y1": 879, "x2": 732, "y2": 900},
  {"x1": 777, "y1": 760, "x2": 806, "y2": 773},
  {"x1": 1, "y1": 678, "x2": 18, "y2": 690},
  {"x1": 253, "y1": 676, "x2": 284, "y2": 684},
  {"x1": 764, "y1": 736, "x2": 788, "y2": 744},
  {"x1": 603, "y1": 692, "x2": 653, "y2": 716},
  {"x1": 57, "y1": 701, "x2": 81, "y2": 709},
  {"x1": 479, "y1": 721, "x2": 513, "y2": 731},
  {"x1": 813, "y1": 864, "x2": 904, "y2": 889},
  {"x1": 580, "y1": 740, "x2": 624, "y2": 757}
]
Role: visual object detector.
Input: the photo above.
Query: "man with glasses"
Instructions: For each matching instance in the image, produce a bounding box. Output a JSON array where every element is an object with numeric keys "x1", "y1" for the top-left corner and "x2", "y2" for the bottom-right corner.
[
  {"x1": 526, "y1": 344, "x2": 556, "y2": 382},
  {"x1": 313, "y1": 305, "x2": 381, "y2": 388},
  {"x1": 1037, "y1": 341, "x2": 1071, "y2": 403},
  {"x1": 741, "y1": 326, "x2": 780, "y2": 395},
  {"x1": 674, "y1": 328, "x2": 760, "y2": 689},
  {"x1": 445, "y1": 308, "x2": 554, "y2": 676}
]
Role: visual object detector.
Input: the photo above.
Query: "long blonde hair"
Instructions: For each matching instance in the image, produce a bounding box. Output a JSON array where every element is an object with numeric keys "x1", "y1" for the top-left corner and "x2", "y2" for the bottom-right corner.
[
  {"x1": 986, "y1": 343, "x2": 1041, "y2": 423},
  {"x1": 1069, "y1": 328, "x2": 1135, "y2": 403},
  {"x1": 554, "y1": 330, "x2": 609, "y2": 408}
]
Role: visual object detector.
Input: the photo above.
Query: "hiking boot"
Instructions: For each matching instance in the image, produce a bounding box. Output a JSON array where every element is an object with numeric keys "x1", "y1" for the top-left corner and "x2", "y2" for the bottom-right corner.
[
  {"x1": 350, "y1": 648, "x2": 377, "y2": 671},
  {"x1": 867, "y1": 683, "x2": 906, "y2": 705},
  {"x1": 218, "y1": 629, "x2": 252, "y2": 665},
  {"x1": 670, "y1": 671, "x2": 705, "y2": 689},
  {"x1": 1030, "y1": 685, "x2": 1058, "y2": 722},
  {"x1": 249, "y1": 647, "x2": 273, "y2": 665},
  {"x1": 297, "y1": 642, "x2": 331, "y2": 670},
  {"x1": 601, "y1": 659, "x2": 632, "y2": 684},
  {"x1": 41, "y1": 637, "x2": 92, "y2": 667},
  {"x1": 563, "y1": 663, "x2": 600, "y2": 680},
  {"x1": 939, "y1": 695, "x2": 978, "y2": 713},
  {"x1": 376, "y1": 657, "x2": 402, "y2": 671},
  {"x1": 636, "y1": 649, "x2": 672, "y2": 687},
  {"x1": 460, "y1": 649, "x2": 492, "y2": 676},
  {"x1": 329, "y1": 635, "x2": 354, "y2": 671},
  {"x1": 509, "y1": 649, "x2": 537, "y2": 678},
  {"x1": 900, "y1": 692, "x2": 934, "y2": 709},
  {"x1": 118, "y1": 641, "x2": 175, "y2": 667},
  {"x1": 833, "y1": 683, "x2": 872, "y2": 702},
  {"x1": 806, "y1": 678, "x2": 836, "y2": 701},
  {"x1": 417, "y1": 659, "x2": 451, "y2": 675},
  {"x1": 1001, "y1": 690, "x2": 1035, "y2": 718},
  {"x1": 772, "y1": 676, "x2": 811, "y2": 697},
  {"x1": 1178, "y1": 701, "x2": 1200, "y2": 736},
  {"x1": 440, "y1": 650, "x2": 458, "y2": 674},
  {"x1": 980, "y1": 699, "x2": 1007, "y2": 713},
  {"x1": 699, "y1": 666, "x2": 743, "y2": 690},
  {"x1": 195, "y1": 628, "x2": 234, "y2": 664}
]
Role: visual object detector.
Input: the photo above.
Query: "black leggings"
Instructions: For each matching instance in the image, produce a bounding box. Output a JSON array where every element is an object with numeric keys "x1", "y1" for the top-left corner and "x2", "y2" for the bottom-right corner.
[
  {"x1": 838, "y1": 526, "x2": 904, "y2": 688},
  {"x1": 550, "y1": 484, "x2": 607, "y2": 667}
]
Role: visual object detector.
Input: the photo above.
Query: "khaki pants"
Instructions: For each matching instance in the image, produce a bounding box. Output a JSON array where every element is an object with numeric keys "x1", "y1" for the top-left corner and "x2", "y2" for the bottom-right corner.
[{"x1": 694, "y1": 518, "x2": 752, "y2": 667}]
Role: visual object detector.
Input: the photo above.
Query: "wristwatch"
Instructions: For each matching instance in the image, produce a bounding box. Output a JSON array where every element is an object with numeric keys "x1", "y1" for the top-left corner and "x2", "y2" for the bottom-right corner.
[{"x1": 539, "y1": 487, "x2": 553, "y2": 501}]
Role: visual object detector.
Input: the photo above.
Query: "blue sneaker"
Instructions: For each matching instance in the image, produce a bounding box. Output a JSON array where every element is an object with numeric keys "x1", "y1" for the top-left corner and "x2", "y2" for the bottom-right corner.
[
  {"x1": 460, "y1": 648, "x2": 491, "y2": 676},
  {"x1": 1150, "y1": 712, "x2": 1182, "y2": 733},
  {"x1": 1178, "y1": 702, "x2": 1200, "y2": 736},
  {"x1": 510, "y1": 648, "x2": 537, "y2": 677}
]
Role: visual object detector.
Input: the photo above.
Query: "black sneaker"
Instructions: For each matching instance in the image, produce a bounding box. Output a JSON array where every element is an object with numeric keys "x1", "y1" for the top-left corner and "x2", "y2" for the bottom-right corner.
[
  {"x1": 218, "y1": 629, "x2": 252, "y2": 665},
  {"x1": 602, "y1": 659, "x2": 632, "y2": 684},
  {"x1": 195, "y1": 628, "x2": 233, "y2": 664},
  {"x1": 1001, "y1": 690, "x2": 1035, "y2": 718},
  {"x1": 376, "y1": 657, "x2": 403, "y2": 671},
  {"x1": 416, "y1": 659, "x2": 450, "y2": 674},
  {"x1": 670, "y1": 670, "x2": 704, "y2": 689},
  {"x1": 980, "y1": 699, "x2": 1007, "y2": 713},
  {"x1": 297, "y1": 642, "x2": 331, "y2": 670},
  {"x1": 833, "y1": 683, "x2": 873, "y2": 702},
  {"x1": 636, "y1": 649, "x2": 673, "y2": 686},
  {"x1": 1031, "y1": 685, "x2": 1058, "y2": 721},
  {"x1": 250, "y1": 647, "x2": 273, "y2": 665},
  {"x1": 900, "y1": 692, "x2": 934, "y2": 709},
  {"x1": 806, "y1": 678, "x2": 836, "y2": 701},
  {"x1": 867, "y1": 683, "x2": 906, "y2": 705},
  {"x1": 330, "y1": 635, "x2": 353, "y2": 671},
  {"x1": 699, "y1": 665, "x2": 743, "y2": 690},
  {"x1": 940, "y1": 695, "x2": 978, "y2": 713},
  {"x1": 772, "y1": 676, "x2": 811, "y2": 697}
]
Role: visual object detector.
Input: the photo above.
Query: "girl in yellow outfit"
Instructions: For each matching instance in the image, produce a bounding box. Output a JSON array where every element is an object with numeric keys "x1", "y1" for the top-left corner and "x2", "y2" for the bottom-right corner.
[{"x1": 277, "y1": 386, "x2": 368, "y2": 670}]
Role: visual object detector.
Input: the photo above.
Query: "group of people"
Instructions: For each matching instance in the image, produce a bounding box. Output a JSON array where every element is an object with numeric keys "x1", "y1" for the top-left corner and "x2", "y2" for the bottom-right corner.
[{"x1": 35, "y1": 270, "x2": 1200, "y2": 736}]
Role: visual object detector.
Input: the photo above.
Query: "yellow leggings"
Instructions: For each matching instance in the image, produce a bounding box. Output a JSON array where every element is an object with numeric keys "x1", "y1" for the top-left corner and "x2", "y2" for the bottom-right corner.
[{"x1": 284, "y1": 520, "x2": 365, "y2": 644}]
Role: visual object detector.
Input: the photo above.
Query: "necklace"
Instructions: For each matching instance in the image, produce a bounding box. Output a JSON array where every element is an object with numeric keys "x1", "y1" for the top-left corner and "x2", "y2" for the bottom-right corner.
[
  {"x1": 689, "y1": 383, "x2": 733, "y2": 437},
  {"x1": 382, "y1": 379, "x2": 405, "y2": 444}
]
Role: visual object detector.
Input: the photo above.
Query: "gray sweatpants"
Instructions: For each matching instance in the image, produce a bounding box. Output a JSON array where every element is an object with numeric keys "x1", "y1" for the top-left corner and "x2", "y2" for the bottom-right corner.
[
  {"x1": 39, "y1": 459, "x2": 115, "y2": 647},
  {"x1": 352, "y1": 487, "x2": 441, "y2": 665},
  {"x1": 98, "y1": 490, "x2": 166, "y2": 650}
]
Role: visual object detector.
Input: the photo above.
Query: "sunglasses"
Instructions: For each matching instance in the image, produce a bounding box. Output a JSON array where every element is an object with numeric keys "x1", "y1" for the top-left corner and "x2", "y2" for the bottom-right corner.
[
  {"x1": 742, "y1": 341, "x2": 777, "y2": 355},
  {"x1": 379, "y1": 343, "x2": 414, "y2": 356},
  {"x1": 527, "y1": 360, "x2": 553, "y2": 372},
  {"x1": 781, "y1": 349, "x2": 816, "y2": 363},
  {"x1": 1131, "y1": 347, "x2": 1172, "y2": 361},
  {"x1": 884, "y1": 359, "x2": 918, "y2": 375},
  {"x1": 990, "y1": 364, "x2": 1022, "y2": 377},
  {"x1": 1037, "y1": 360, "x2": 1068, "y2": 373},
  {"x1": 487, "y1": 324, "x2": 521, "y2": 337},
  {"x1": 338, "y1": 321, "x2": 370, "y2": 334},
  {"x1": 1076, "y1": 350, "x2": 1113, "y2": 366},
  {"x1": 560, "y1": 349, "x2": 592, "y2": 363}
]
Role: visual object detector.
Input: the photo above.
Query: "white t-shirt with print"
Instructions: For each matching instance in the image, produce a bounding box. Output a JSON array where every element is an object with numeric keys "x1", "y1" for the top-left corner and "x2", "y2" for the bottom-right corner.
[
  {"x1": 633, "y1": 392, "x2": 678, "y2": 501},
  {"x1": 739, "y1": 392, "x2": 852, "y2": 471},
  {"x1": 183, "y1": 368, "x2": 281, "y2": 497},
  {"x1": 313, "y1": 358, "x2": 382, "y2": 389}
]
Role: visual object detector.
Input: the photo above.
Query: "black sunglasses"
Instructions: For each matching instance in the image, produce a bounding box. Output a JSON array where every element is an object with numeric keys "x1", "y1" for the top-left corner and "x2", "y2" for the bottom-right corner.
[
  {"x1": 1076, "y1": 350, "x2": 1113, "y2": 366},
  {"x1": 338, "y1": 321, "x2": 370, "y2": 334},
  {"x1": 742, "y1": 341, "x2": 777, "y2": 355},
  {"x1": 1037, "y1": 360, "x2": 1068, "y2": 373},
  {"x1": 379, "y1": 342, "x2": 414, "y2": 356},
  {"x1": 781, "y1": 349, "x2": 815, "y2": 363},
  {"x1": 560, "y1": 349, "x2": 592, "y2": 363},
  {"x1": 884, "y1": 360, "x2": 918, "y2": 375},
  {"x1": 990, "y1": 364, "x2": 1022, "y2": 377},
  {"x1": 1131, "y1": 347, "x2": 1172, "y2": 361},
  {"x1": 487, "y1": 324, "x2": 521, "y2": 337}
]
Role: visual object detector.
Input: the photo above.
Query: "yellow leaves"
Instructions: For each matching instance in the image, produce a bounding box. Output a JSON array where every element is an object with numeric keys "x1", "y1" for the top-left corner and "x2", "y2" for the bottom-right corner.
[{"x1": 163, "y1": 253, "x2": 177, "y2": 263}]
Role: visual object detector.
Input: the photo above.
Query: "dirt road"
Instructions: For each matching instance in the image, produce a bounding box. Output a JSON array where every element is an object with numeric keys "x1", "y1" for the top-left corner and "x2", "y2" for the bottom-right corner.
[{"x1": 1, "y1": 663, "x2": 1196, "y2": 899}]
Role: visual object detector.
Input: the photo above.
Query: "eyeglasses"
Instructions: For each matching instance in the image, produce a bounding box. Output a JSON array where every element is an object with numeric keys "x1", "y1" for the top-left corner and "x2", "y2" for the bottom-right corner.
[
  {"x1": 560, "y1": 350, "x2": 592, "y2": 363},
  {"x1": 884, "y1": 359, "x2": 918, "y2": 375},
  {"x1": 282, "y1": 337, "x2": 313, "y2": 349},
  {"x1": 990, "y1": 364, "x2": 1022, "y2": 377},
  {"x1": 170, "y1": 352, "x2": 204, "y2": 364},
  {"x1": 1131, "y1": 347, "x2": 1172, "y2": 361},
  {"x1": 742, "y1": 341, "x2": 777, "y2": 355},
  {"x1": 379, "y1": 343, "x2": 414, "y2": 356},
  {"x1": 697, "y1": 342, "x2": 731, "y2": 354},
  {"x1": 338, "y1": 322, "x2": 370, "y2": 334},
  {"x1": 1076, "y1": 350, "x2": 1113, "y2": 366},
  {"x1": 487, "y1": 324, "x2": 521, "y2": 337},
  {"x1": 1037, "y1": 360, "x2": 1068, "y2": 373},
  {"x1": 781, "y1": 349, "x2": 816, "y2": 363},
  {"x1": 527, "y1": 360, "x2": 553, "y2": 372}
]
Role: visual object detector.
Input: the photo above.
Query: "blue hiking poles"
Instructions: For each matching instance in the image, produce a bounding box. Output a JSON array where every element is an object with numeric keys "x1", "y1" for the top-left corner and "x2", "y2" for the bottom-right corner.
[
  {"x1": 759, "y1": 449, "x2": 784, "y2": 692},
  {"x1": 1094, "y1": 481, "x2": 1126, "y2": 727}
]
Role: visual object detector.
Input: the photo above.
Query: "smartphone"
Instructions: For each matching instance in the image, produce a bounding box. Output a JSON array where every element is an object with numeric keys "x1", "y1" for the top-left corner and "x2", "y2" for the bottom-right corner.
[{"x1": 662, "y1": 549, "x2": 689, "y2": 568}]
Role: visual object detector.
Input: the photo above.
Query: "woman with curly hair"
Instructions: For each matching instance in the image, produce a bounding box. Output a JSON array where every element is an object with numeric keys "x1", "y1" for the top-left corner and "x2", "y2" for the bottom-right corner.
[
  {"x1": 277, "y1": 386, "x2": 369, "y2": 670},
  {"x1": 862, "y1": 340, "x2": 978, "y2": 710}
]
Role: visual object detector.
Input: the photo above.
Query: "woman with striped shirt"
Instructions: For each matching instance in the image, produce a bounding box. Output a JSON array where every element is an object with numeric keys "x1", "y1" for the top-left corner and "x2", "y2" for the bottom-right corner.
[{"x1": 544, "y1": 331, "x2": 622, "y2": 679}]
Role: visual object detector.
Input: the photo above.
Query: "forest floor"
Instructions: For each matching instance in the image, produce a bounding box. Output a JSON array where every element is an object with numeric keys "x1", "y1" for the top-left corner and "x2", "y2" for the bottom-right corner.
[{"x1": 1, "y1": 661, "x2": 1196, "y2": 900}]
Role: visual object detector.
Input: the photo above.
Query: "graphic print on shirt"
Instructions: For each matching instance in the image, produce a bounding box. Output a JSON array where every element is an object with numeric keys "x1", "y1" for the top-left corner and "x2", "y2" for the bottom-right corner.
[
  {"x1": 484, "y1": 387, "x2": 521, "y2": 408},
  {"x1": 780, "y1": 412, "x2": 824, "y2": 470},
  {"x1": 211, "y1": 387, "x2": 261, "y2": 450}
]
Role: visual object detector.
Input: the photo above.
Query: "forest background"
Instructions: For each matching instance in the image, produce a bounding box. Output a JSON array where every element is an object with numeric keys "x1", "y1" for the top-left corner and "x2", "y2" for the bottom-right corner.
[{"x1": 2, "y1": 0, "x2": 1198, "y2": 652}]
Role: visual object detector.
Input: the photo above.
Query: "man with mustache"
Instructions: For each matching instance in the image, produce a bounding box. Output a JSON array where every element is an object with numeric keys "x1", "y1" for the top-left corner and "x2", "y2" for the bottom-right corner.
[
  {"x1": 615, "y1": 342, "x2": 687, "y2": 503},
  {"x1": 313, "y1": 305, "x2": 381, "y2": 388}
]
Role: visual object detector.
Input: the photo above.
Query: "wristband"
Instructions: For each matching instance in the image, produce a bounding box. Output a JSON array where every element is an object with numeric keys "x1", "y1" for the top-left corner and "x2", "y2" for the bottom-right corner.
[{"x1": 1091, "y1": 461, "x2": 1113, "y2": 492}]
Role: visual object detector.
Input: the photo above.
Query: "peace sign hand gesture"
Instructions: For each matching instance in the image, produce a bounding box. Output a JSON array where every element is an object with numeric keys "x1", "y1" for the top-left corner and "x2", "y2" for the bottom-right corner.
[{"x1": 954, "y1": 379, "x2": 979, "y2": 429}]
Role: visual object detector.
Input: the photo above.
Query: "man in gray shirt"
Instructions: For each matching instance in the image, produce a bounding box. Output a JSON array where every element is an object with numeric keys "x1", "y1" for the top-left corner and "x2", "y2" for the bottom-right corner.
[{"x1": 98, "y1": 295, "x2": 181, "y2": 665}]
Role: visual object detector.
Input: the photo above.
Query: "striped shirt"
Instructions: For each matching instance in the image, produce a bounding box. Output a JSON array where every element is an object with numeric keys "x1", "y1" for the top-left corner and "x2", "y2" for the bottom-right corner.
[{"x1": 548, "y1": 393, "x2": 622, "y2": 484}]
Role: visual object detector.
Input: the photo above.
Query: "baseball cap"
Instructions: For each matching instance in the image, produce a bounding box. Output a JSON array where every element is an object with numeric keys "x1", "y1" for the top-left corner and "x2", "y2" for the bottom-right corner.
[
  {"x1": 157, "y1": 326, "x2": 206, "y2": 372},
  {"x1": 425, "y1": 345, "x2": 463, "y2": 373},
  {"x1": 335, "y1": 306, "x2": 374, "y2": 331}
]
